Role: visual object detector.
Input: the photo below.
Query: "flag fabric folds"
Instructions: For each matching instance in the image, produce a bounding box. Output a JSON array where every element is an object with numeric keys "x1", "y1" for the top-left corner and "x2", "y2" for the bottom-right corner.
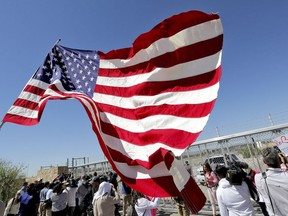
[{"x1": 2, "y1": 10, "x2": 223, "y2": 213}]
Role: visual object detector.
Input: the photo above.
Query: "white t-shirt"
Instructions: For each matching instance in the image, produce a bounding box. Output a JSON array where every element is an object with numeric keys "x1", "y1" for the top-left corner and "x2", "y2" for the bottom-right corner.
[{"x1": 66, "y1": 187, "x2": 77, "y2": 207}]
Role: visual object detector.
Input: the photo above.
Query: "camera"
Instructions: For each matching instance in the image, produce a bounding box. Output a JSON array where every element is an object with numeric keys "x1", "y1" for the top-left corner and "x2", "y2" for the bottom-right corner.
[
  {"x1": 226, "y1": 161, "x2": 246, "y2": 185},
  {"x1": 225, "y1": 161, "x2": 259, "y2": 202}
]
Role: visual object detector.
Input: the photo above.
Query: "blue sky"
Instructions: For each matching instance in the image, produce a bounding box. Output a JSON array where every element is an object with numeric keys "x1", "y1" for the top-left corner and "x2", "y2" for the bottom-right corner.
[{"x1": 1, "y1": 1, "x2": 288, "y2": 177}]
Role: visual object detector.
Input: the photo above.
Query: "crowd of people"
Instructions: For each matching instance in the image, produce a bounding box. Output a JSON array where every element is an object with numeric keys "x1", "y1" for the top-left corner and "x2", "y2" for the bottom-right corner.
[
  {"x1": 1, "y1": 170, "x2": 161, "y2": 216},
  {"x1": 1, "y1": 146, "x2": 288, "y2": 216}
]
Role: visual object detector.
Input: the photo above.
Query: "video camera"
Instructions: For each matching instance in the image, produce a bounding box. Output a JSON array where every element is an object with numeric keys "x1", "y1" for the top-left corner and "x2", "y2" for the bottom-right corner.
[
  {"x1": 225, "y1": 161, "x2": 260, "y2": 202},
  {"x1": 226, "y1": 161, "x2": 247, "y2": 185}
]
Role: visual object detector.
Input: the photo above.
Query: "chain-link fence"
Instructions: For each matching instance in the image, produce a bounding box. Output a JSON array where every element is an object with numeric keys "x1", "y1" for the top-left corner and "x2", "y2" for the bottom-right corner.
[
  {"x1": 182, "y1": 123, "x2": 288, "y2": 182},
  {"x1": 70, "y1": 123, "x2": 288, "y2": 182}
]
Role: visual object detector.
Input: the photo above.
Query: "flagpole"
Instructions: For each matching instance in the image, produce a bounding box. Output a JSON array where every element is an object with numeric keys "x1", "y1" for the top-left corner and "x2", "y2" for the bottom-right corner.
[
  {"x1": 0, "y1": 121, "x2": 4, "y2": 131},
  {"x1": 54, "y1": 38, "x2": 61, "y2": 47}
]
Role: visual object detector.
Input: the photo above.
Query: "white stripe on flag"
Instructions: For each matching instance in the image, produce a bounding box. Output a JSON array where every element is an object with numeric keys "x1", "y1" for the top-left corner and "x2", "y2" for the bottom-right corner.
[
  {"x1": 93, "y1": 83, "x2": 219, "y2": 108},
  {"x1": 100, "y1": 112, "x2": 209, "y2": 133},
  {"x1": 97, "y1": 51, "x2": 222, "y2": 87}
]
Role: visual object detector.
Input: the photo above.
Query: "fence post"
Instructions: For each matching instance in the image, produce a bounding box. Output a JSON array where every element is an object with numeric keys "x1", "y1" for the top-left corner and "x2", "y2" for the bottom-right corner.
[
  {"x1": 218, "y1": 141, "x2": 226, "y2": 165},
  {"x1": 244, "y1": 136, "x2": 257, "y2": 169},
  {"x1": 251, "y1": 137, "x2": 265, "y2": 172}
]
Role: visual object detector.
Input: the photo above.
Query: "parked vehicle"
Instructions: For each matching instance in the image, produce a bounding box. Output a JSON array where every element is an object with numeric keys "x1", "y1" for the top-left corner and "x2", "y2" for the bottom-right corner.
[{"x1": 196, "y1": 154, "x2": 240, "y2": 185}]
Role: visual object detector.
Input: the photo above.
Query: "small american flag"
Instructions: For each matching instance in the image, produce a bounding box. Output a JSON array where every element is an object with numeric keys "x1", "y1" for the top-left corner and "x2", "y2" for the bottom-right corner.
[
  {"x1": 3, "y1": 46, "x2": 100, "y2": 125},
  {"x1": 2, "y1": 10, "x2": 223, "y2": 213}
]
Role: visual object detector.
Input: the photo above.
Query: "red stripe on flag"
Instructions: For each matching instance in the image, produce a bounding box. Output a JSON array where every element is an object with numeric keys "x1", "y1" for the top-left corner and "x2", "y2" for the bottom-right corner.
[
  {"x1": 2, "y1": 113, "x2": 39, "y2": 126},
  {"x1": 24, "y1": 85, "x2": 46, "y2": 96},
  {"x1": 98, "y1": 36, "x2": 223, "y2": 77},
  {"x1": 100, "y1": 121, "x2": 201, "y2": 149},
  {"x1": 121, "y1": 175, "x2": 179, "y2": 197},
  {"x1": 180, "y1": 177, "x2": 207, "y2": 213},
  {"x1": 95, "y1": 68, "x2": 221, "y2": 97},
  {"x1": 103, "y1": 144, "x2": 171, "y2": 168},
  {"x1": 95, "y1": 100, "x2": 217, "y2": 119},
  {"x1": 13, "y1": 99, "x2": 39, "y2": 111}
]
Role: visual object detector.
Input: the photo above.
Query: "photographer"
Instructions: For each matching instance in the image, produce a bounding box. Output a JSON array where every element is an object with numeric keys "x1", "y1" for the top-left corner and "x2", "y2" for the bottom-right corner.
[
  {"x1": 255, "y1": 147, "x2": 288, "y2": 216},
  {"x1": 230, "y1": 162, "x2": 259, "y2": 203},
  {"x1": 215, "y1": 165, "x2": 255, "y2": 216}
]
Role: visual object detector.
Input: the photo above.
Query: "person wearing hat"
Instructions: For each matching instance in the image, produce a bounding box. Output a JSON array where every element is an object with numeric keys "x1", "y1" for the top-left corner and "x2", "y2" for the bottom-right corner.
[{"x1": 92, "y1": 182, "x2": 120, "y2": 216}]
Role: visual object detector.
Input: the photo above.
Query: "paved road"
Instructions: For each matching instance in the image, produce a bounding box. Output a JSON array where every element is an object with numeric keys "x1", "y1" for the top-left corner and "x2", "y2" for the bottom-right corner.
[
  {"x1": 119, "y1": 201, "x2": 263, "y2": 216},
  {"x1": 119, "y1": 184, "x2": 263, "y2": 215},
  {"x1": 157, "y1": 201, "x2": 263, "y2": 216},
  {"x1": 153, "y1": 184, "x2": 263, "y2": 215}
]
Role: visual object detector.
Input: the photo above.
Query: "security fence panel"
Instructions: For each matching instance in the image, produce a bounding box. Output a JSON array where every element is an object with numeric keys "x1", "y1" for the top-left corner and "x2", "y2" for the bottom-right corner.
[
  {"x1": 184, "y1": 123, "x2": 288, "y2": 181},
  {"x1": 68, "y1": 123, "x2": 288, "y2": 182}
]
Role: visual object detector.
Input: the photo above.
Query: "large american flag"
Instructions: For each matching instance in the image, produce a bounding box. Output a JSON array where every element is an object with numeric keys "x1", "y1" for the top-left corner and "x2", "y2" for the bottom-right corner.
[{"x1": 2, "y1": 10, "x2": 223, "y2": 213}]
